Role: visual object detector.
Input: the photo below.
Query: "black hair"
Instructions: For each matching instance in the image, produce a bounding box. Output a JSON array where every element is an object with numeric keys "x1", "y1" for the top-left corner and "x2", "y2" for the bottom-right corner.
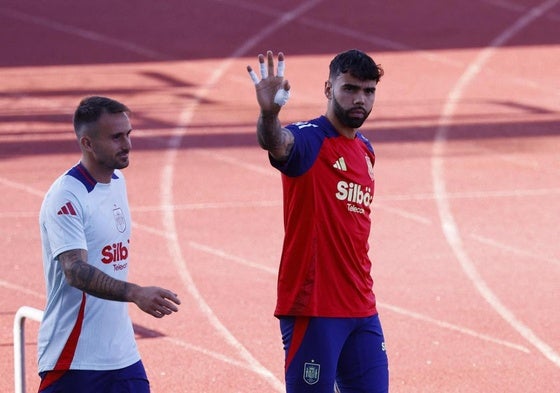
[
  {"x1": 73, "y1": 96, "x2": 130, "y2": 136},
  {"x1": 329, "y1": 49, "x2": 384, "y2": 82}
]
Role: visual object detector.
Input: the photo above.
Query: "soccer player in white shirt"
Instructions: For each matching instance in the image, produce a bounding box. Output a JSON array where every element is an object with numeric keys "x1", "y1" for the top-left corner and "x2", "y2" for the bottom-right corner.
[{"x1": 38, "y1": 96, "x2": 181, "y2": 393}]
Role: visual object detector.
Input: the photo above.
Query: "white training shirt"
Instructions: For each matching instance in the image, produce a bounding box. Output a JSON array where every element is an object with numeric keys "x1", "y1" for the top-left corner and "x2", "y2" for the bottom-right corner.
[{"x1": 38, "y1": 163, "x2": 140, "y2": 372}]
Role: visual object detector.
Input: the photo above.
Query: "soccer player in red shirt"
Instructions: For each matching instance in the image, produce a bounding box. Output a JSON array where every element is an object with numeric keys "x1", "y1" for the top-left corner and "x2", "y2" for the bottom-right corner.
[{"x1": 248, "y1": 50, "x2": 388, "y2": 393}]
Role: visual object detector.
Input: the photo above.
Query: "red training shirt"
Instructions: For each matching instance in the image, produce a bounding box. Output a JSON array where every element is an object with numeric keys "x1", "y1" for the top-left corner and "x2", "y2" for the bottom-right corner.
[{"x1": 271, "y1": 116, "x2": 378, "y2": 318}]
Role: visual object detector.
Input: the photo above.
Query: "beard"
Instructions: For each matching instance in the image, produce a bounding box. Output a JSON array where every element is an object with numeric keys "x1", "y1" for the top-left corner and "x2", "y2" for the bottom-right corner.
[
  {"x1": 333, "y1": 95, "x2": 371, "y2": 129},
  {"x1": 95, "y1": 150, "x2": 130, "y2": 171},
  {"x1": 113, "y1": 152, "x2": 130, "y2": 169}
]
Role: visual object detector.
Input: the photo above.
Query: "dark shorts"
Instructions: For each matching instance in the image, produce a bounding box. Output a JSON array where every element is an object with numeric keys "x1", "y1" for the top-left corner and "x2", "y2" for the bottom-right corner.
[
  {"x1": 280, "y1": 314, "x2": 389, "y2": 393},
  {"x1": 38, "y1": 360, "x2": 149, "y2": 393}
]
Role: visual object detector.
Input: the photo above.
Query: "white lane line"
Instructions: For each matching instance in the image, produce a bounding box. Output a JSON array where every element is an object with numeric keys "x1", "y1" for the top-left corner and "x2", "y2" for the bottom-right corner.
[
  {"x1": 151, "y1": 231, "x2": 530, "y2": 354},
  {"x1": 189, "y1": 242, "x2": 278, "y2": 275},
  {"x1": 374, "y1": 203, "x2": 433, "y2": 225},
  {"x1": 379, "y1": 303, "x2": 531, "y2": 353},
  {"x1": 431, "y1": 0, "x2": 560, "y2": 368},
  {"x1": 162, "y1": 336, "x2": 271, "y2": 373},
  {"x1": 158, "y1": 2, "x2": 325, "y2": 391},
  {"x1": 0, "y1": 176, "x2": 45, "y2": 198},
  {"x1": 0, "y1": 217, "x2": 533, "y2": 358},
  {"x1": 470, "y1": 233, "x2": 560, "y2": 266},
  {"x1": 0, "y1": 279, "x2": 44, "y2": 299}
]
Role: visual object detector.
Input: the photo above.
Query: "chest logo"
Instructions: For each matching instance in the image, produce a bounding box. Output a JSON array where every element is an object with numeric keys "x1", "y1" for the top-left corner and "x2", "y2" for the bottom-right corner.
[
  {"x1": 333, "y1": 156, "x2": 347, "y2": 171},
  {"x1": 113, "y1": 206, "x2": 127, "y2": 233}
]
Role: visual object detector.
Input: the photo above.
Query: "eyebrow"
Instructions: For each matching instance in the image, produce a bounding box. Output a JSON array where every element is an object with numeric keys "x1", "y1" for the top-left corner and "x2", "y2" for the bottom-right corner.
[
  {"x1": 342, "y1": 83, "x2": 376, "y2": 91},
  {"x1": 111, "y1": 128, "x2": 132, "y2": 137}
]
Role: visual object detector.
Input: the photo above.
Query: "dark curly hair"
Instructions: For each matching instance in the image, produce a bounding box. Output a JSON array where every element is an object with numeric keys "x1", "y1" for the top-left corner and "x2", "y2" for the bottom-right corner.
[{"x1": 329, "y1": 49, "x2": 384, "y2": 82}]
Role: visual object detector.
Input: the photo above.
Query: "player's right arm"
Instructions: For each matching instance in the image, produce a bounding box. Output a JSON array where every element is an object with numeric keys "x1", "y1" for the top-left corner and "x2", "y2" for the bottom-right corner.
[
  {"x1": 257, "y1": 112, "x2": 294, "y2": 161},
  {"x1": 248, "y1": 50, "x2": 294, "y2": 161},
  {"x1": 58, "y1": 249, "x2": 180, "y2": 318}
]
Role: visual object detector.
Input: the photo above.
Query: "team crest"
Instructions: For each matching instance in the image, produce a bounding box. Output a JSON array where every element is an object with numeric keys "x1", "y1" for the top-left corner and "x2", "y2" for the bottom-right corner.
[
  {"x1": 113, "y1": 206, "x2": 127, "y2": 233},
  {"x1": 303, "y1": 362, "x2": 320, "y2": 385},
  {"x1": 365, "y1": 155, "x2": 375, "y2": 181}
]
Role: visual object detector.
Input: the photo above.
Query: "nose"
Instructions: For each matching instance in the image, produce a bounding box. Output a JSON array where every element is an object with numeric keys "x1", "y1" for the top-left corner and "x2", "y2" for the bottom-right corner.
[
  {"x1": 353, "y1": 89, "x2": 367, "y2": 104},
  {"x1": 353, "y1": 94, "x2": 365, "y2": 105},
  {"x1": 123, "y1": 134, "x2": 132, "y2": 150}
]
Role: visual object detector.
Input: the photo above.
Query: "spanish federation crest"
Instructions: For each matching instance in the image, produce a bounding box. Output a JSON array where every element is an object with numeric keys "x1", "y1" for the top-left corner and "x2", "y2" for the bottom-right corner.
[
  {"x1": 303, "y1": 362, "x2": 320, "y2": 385},
  {"x1": 113, "y1": 205, "x2": 127, "y2": 233}
]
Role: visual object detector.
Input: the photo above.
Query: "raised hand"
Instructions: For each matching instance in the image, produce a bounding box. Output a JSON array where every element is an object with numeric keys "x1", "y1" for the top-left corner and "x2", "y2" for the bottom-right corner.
[{"x1": 247, "y1": 50, "x2": 291, "y2": 113}]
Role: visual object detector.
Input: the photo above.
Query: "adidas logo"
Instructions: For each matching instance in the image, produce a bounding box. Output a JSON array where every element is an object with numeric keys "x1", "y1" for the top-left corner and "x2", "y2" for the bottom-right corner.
[
  {"x1": 57, "y1": 202, "x2": 77, "y2": 216},
  {"x1": 333, "y1": 157, "x2": 347, "y2": 171}
]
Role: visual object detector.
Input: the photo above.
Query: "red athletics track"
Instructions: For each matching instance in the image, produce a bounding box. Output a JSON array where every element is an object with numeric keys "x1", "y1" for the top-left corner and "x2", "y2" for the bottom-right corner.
[{"x1": 1, "y1": 1, "x2": 559, "y2": 392}]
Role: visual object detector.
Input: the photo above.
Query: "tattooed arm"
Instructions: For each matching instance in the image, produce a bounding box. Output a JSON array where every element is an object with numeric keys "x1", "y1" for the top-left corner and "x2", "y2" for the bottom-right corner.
[
  {"x1": 248, "y1": 51, "x2": 294, "y2": 161},
  {"x1": 58, "y1": 249, "x2": 180, "y2": 318},
  {"x1": 257, "y1": 111, "x2": 294, "y2": 161}
]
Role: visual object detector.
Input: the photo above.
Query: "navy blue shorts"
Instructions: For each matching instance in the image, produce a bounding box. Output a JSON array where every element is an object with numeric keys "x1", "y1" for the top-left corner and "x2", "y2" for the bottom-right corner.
[
  {"x1": 38, "y1": 360, "x2": 149, "y2": 393},
  {"x1": 280, "y1": 314, "x2": 389, "y2": 393}
]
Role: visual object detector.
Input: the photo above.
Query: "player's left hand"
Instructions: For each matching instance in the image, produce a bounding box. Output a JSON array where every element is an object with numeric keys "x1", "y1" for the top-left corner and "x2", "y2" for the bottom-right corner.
[{"x1": 132, "y1": 286, "x2": 181, "y2": 318}]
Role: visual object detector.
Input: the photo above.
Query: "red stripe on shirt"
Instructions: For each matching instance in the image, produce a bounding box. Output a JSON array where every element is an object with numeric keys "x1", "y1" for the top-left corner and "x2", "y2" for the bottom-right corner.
[{"x1": 39, "y1": 292, "x2": 87, "y2": 391}]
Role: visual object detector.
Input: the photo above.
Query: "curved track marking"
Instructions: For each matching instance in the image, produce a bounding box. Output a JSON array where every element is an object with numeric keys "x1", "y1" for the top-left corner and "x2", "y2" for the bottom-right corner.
[
  {"x1": 159, "y1": 1, "x2": 324, "y2": 390},
  {"x1": 2, "y1": 1, "x2": 558, "y2": 390},
  {"x1": 129, "y1": 221, "x2": 532, "y2": 356},
  {"x1": 431, "y1": 0, "x2": 560, "y2": 368}
]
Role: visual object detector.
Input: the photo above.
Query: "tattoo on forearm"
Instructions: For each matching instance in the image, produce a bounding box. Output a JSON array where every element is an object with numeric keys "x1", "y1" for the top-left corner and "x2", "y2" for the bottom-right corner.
[
  {"x1": 257, "y1": 113, "x2": 282, "y2": 149},
  {"x1": 257, "y1": 113, "x2": 293, "y2": 160},
  {"x1": 68, "y1": 260, "x2": 128, "y2": 301}
]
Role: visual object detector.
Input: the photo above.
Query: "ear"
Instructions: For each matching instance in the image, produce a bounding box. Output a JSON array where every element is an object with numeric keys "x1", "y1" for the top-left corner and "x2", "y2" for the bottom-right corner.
[
  {"x1": 80, "y1": 136, "x2": 93, "y2": 152},
  {"x1": 324, "y1": 81, "x2": 332, "y2": 99}
]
